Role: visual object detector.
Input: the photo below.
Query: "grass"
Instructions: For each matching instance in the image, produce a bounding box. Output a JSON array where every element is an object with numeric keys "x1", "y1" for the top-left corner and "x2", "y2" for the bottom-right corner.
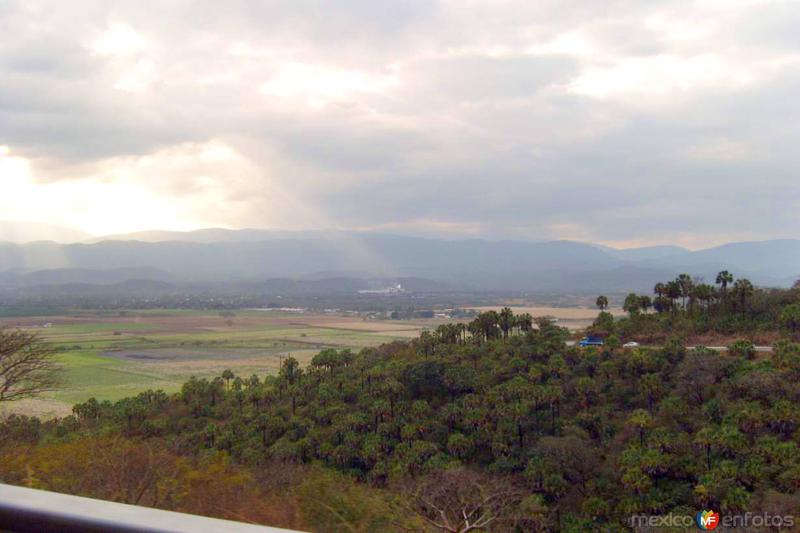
[
  {"x1": 46, "y1": 322, "x2": 165, "y2": 334},
  {"x1": 48, "y1": 351, "x2": 173, "y2": 404}
]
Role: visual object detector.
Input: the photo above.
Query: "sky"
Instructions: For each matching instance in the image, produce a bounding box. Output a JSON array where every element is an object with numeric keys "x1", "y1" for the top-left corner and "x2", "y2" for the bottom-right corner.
[{"x1": 1, "y1": 0, "x2": 799, "y2": 249}]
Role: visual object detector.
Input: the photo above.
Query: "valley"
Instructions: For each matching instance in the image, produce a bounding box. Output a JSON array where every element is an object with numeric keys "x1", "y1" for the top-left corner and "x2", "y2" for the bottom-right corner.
[{"x1": 0, "y1": 305, "x2": 621, "y2": 417}]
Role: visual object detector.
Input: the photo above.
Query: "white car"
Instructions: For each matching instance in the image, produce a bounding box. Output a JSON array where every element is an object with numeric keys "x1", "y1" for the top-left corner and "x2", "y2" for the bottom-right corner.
[{"x1": 623, "y1": 341, "x2": 640, "y2": 348}]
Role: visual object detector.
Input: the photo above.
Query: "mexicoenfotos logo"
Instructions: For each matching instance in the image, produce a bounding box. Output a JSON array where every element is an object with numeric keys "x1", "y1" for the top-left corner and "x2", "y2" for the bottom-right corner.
[
  {"x1": 695, "y1": 510, "x2": 720, "y2": 530},
  {"x1": 630, "y1": 510, "x2": 793, "y2": 530}
]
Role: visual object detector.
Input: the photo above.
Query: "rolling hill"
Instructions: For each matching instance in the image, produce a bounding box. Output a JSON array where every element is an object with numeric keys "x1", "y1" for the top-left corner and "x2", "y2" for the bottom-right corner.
[{"x1": 0, "y1": 231, "x2": 797, "y2": 292}]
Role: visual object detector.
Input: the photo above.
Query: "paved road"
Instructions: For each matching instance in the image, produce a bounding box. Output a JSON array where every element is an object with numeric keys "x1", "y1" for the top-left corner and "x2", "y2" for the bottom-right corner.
[{"x1": 566, "y1": 341, "x2": 773, "y2": 352}]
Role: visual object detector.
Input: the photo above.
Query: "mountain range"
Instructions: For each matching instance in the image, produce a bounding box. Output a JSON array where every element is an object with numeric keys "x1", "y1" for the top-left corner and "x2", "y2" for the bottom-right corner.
[
  {"x1": 0, "y1": 227, "x2": 797, "y2": 293},
  {"x1": 0, "y1": 220, "x2": 91, "y2": 244}
]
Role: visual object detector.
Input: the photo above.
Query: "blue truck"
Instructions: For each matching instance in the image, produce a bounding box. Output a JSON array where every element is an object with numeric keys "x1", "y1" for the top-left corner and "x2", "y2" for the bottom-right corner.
[{"x1": 578, "y1": 335, "x2": 604, "y2": 347}]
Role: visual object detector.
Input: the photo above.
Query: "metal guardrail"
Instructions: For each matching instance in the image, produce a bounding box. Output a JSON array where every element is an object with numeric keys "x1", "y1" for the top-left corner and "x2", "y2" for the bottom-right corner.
[{"x1": 0, "y1": 483, "x2": 304, "y2": 533}]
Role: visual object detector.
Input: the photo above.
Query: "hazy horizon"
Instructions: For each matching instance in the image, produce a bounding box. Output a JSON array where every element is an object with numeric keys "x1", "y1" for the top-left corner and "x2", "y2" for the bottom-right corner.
[
  {"x1": 2, "y1": 219, "x2": 799, "y2": 252},
  {"x1": 2, "y1": 1, "x2": 799, "y2": 250}
]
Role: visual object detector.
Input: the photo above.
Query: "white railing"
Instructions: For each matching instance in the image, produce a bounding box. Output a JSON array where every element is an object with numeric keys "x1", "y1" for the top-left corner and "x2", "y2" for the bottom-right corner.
[{"x1": 0, "y1": 483, "x2": 304, "y2": 533}]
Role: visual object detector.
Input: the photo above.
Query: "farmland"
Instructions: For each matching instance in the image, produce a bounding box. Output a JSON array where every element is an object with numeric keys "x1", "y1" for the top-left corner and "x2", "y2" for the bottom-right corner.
[
  {"x1": 0, "y1": 309, "x2": 443, "y2": 418},
  {"x1": 0, "y1": 305, "x2": 619, "y2": 418}
]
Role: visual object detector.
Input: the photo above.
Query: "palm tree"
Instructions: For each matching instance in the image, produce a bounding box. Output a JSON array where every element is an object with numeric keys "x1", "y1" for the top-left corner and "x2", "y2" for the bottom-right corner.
[
  {"x1": 628, "y1": 409, "x2": 654, "y2": 446},
  {"x1": 499, "y1": 307, "x2": 515, "y2": 339},
  {"x1": 653, "y1": 295, "x2": 670, "y2": 313},
  {"x1": 517, "y1": 313, "x2": 533, "y2": 332},
  {"x1": 623, "y1": 293, "x2": 641, "y2": 316},
  {"x1": 676, "y1": 274, "x2": 694, "y2": 310},
  {"x1": 221, "y1": 369, "x2": 234, "y2": 389},
  {"x1": 596, "y1": 295, "x2": 609, "y2": 311},
  {"x1": 715, "y1": 270, "x2": 733, "y2": 293},
  {"x1": 694, "y1": 427, "x2": 716, "y2": 471},
  {"x1": 640, "y1": 373, "x2": 662, "y2": 412},
  {"x1": 435, "y1": 324, "x2": 460, "y2": 345},
  {"x1": 480, "y1": 311, "x2": 500, "y2": 340},
  {"x1": 541, "y1": 385, "x2": 563, "y2": 434},
  {"x1": 279, "y1": 357, "x2": 300, "y2": 385},
  {"x1": 419, "y1": 330, "x2": 435, "y2": 356},
  {"x1": 665, "y1": 281, "x2": 682, "y2": 315},
  {"x1": 691, "y1": 283, "x2": 714, "y2": 313},
  {"x1": 732, "y1": 278, "x2": 754, "y2": 313},
  {"x1": 467, "y1": 319, "x2": 483, "y2": 344},
  {"x1": 654, "y1": 282, "x2": 666, "y2": 298}
]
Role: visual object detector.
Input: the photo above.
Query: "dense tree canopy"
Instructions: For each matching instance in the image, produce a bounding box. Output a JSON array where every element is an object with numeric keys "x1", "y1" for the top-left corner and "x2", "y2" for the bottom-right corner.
[{"x1": 614, "y1": 273, "x2": 799, "y2": 343}]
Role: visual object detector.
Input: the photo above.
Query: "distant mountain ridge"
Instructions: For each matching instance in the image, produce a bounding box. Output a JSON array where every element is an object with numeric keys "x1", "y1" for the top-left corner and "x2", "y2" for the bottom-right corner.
[
  {"x1": 0, "y1": 220, "x2": 90, "y2": 244},
  {"x1": 0, "y1": 230, "x2": 797, "y2": 292},
  {"x1": 17, "y1": 267, "x2": 174, "y2": 286},
  {"x1": 86, "y1": 228, "x2": 309, "y2": 244},
  {"x1": 601, "y1": 245, "x2": 690, "y2": 262}
]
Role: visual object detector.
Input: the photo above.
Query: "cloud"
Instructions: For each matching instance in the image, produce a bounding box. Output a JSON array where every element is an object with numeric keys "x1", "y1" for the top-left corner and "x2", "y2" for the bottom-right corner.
[
  {"x1": 0, "y1": 0, "x2": 798, "y2": 246},
  {"x1": 1, "y1": 141, "x2": 322, "y2": 235},
  {"x1": 92, "y1": 23, "x2": 149, "y2": 57},
  {"x1": 259, "y1": 62, "x2": 398, "y2": 108}
]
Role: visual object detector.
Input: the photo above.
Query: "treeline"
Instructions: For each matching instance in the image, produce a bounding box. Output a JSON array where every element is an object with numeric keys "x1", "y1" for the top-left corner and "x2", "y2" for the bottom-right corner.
[
  {"x1": 597, "y1": 272, "x2": 800, "y2": 342},
  {"x1": 3, "y1": 303, "x2": 800, "y2": 530},
  {"x1": 0, "y1": 289, "x2": 499, "y2": 316}
]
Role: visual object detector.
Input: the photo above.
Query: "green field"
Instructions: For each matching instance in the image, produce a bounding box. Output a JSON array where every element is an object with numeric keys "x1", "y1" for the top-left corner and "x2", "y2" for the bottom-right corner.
[{"x1": 1, "y1": 310, "x2": 433, "y2": 418}]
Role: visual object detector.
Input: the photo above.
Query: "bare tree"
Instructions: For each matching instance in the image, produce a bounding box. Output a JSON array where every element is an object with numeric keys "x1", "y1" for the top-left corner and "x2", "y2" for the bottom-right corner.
[
  {"x1": 0, "y1": 329, "x2": 61, "y2": 402},
  {"x1": 404, "y1": 468, "x2": 524, "y2": 533}
]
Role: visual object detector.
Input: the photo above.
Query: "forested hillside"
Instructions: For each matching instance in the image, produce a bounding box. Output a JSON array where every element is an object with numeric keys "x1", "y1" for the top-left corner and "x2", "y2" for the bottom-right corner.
[
  {"x1": 601, "y1": 272, "x2": 800, "y2": 344},
  {"x1": 2, "y1": 290, "x2": 800, "y2": 531}
]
